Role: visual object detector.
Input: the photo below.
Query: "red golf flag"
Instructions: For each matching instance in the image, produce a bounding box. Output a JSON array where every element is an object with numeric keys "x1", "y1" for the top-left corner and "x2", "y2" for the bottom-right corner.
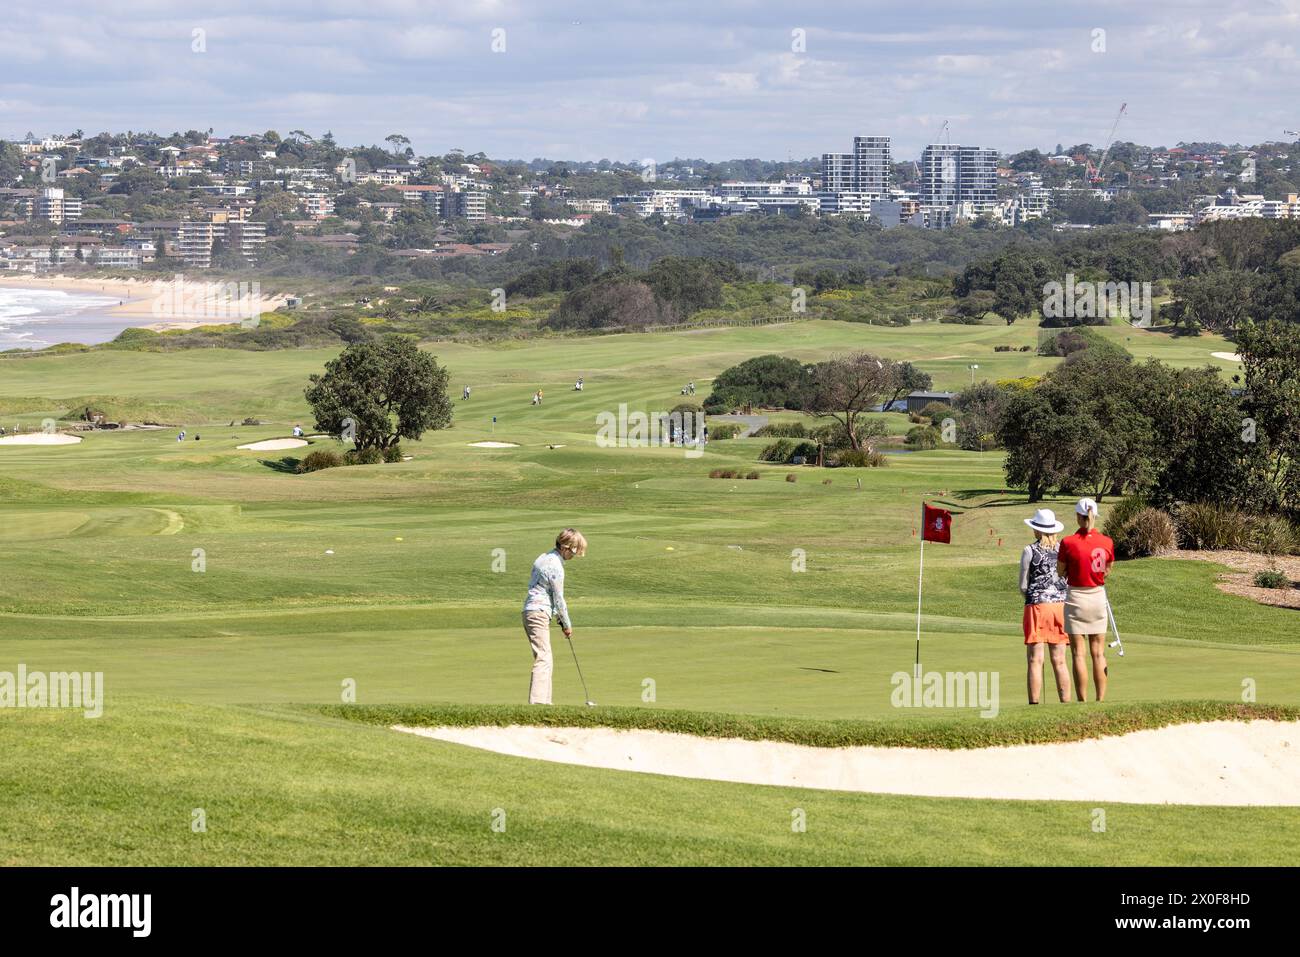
[{"x1": 921, "y1": 503, "x2": 952, "y2": 544}]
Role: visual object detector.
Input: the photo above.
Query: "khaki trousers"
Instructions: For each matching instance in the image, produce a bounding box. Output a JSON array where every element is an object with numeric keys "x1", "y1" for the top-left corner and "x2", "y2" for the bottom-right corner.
[{"x1": 522, "y1": 609, "x2": 554, "y2": 704}]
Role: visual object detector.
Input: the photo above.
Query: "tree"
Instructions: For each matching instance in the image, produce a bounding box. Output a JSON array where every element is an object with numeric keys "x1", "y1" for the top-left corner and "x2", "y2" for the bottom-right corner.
[
  {"x1": 304, "y1": 335, "x2": 453, "y2": 450},
  {"x1": 800, "y1": 352, "x2": 893, "y2": 451},
  {"x1": 953, "y1": 381, "x2": 1009, "y2": 451},
  {"x1": 702, "y1": 354, "x2": 807, "y2": 413},
  {"x1": 882, "y1": 361, "x2": 932, "y2": 411},
  {"x1": 1236, "y1": 318, "x2": 1300, "y2": 517}
]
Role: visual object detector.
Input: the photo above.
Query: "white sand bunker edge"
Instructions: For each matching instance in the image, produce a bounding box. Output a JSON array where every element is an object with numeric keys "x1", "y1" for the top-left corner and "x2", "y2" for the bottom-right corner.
[
  {"x1": 468, "y1": 441, "x2": 520, "y2": 448},
  {"x1": 237, "y1": 438, "x2": 308, "y2": 451},
  {"x1": 393, "y1": 720, "x2": 1300, "y2": 806},
  {"x1": 1212, "y1": 351, "x2": 1242, "y2": 362},
  {"x1": 0, "y1": 433, "x2": 82, "y2": 445}
]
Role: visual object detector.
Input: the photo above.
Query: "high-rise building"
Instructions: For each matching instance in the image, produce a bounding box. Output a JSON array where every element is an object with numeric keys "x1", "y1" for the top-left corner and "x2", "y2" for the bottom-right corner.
[
  {"x1": 919, "y1": 144, "x2": 998, "y2": 213},
  {"x1": 852, "y1": 136, "x2": 892, "y2": 196},
  {"x1": 821, "y1": 153, "x2": 854, "y2": 192},
  {"x1": 446, "y1": 189, "x2": 486, "y2": 222}
]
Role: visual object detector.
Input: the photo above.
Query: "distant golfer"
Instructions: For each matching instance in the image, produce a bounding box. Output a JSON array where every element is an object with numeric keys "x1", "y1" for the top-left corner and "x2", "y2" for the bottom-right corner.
[
  {"x1": 1019, "y1": 508, "x2": 1071, "y2": 704},
  {"x1": 1057, "y1": 498, "x2": 1116, "y2": 702},
  {"x1": 521, "y1": 528, "x2": 587, "y2": 704}
]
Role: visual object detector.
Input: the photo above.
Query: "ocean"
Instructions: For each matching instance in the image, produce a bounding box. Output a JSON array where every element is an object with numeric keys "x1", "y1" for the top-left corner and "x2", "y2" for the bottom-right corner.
[{"x1": 0, "y1": 286, "x2": 131, "y2": 350}]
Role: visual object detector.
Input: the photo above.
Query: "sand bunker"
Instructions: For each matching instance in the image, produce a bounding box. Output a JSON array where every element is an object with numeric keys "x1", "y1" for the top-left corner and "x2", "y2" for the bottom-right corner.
[
  {"x1": 236, "y1": 438, "x2": 308, "y2": 451},
  {"x1": 394, "y1": 720, "x2": 1300, "y2": 806},
  {"x1": 0, "y1": 433, "x2": 82, "y2": 446},
  {"x1": 1212, "y1": 351, "x2": 1242, "y2": 362},
  {"x1": 468, "y1": 441, "x2": 519, "y2": 448}
]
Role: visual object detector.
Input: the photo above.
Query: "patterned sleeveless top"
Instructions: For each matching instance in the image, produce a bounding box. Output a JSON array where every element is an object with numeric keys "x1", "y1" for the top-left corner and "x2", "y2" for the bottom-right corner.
[{"x1": 1024, "y1": 542, "x2": 1067, "y2": 606}]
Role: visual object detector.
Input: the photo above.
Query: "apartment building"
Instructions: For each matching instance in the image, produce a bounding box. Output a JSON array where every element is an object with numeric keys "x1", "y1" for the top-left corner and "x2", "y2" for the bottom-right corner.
[
  {"x1": 567, "y1": 198, "x2": 612, "y2": 214},
  {"x1": 302, "y1": 192, "x2": 336, "y2": 220},
  {"x1": 137, "y1": 221, "x2": 216, "y2": 268},
  {"x1": 821, "y1": 153, "x2": 854, "y2": 192},
  {"x1": 919, "y1": 144, "x2": 998, "y2": 214},
  {"x1": 820, "y1": 136, "x2": 892, "y2": 199},
  {"x1": 445, "y1": 189, "x2": 487, "y2": 222},
  {"x1": 33, "y1": 187, "x2": 82, "y2": 224}
]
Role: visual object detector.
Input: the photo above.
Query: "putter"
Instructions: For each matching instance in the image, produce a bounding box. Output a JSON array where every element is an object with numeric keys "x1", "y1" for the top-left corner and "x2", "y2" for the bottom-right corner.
[
  {"x1": 564, "y1": 633, "x2": 596, "y2": 706},
  {"x1": 1104, "y1": 592, "x2": 1125, "y2": 657}
]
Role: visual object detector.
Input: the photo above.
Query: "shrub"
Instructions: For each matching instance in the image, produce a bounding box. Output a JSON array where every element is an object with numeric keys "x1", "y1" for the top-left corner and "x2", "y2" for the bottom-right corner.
[
  {"x1": 1253, "y1": 569, "x2": 1291, "y2": 589},
  {"x1": 1176, "y1": 503, "x2": 1248, "y2": 550},
  {"x1": 1103, "y1": 496, "x2": 1148, "y2": 542},
  {"x1": 708, "y1": 469, "x2": 722, "y2": 478},
  {"x1": 905, "y1": 425, "x2": 940, "y2": 450},
  {"x1": 785, "y1": 473, "x2": 797, "y2": 483},
  {"x1": 297, "y1": 449, "x2": 343, "y2": 473},
  {"x1": 832, "y1": 449, "x2": 889, "y2": 468},
  {"x1": 1112, "y1": 507, "x2": 1178, "y2": 558},
  {"x1": 382, "y1": 444, "x2": 405, "y2": 464},
  {"x1": 790, "y1": 440, "x2": 819, "y2": 462},
  {"x1": 759, "y1": 438, "x2": 795, "y2": 463},
  {"x1": 746, "y1": 471, "x2": 760, "y2": 480},
  {"x1": 241, "y1": 417, "x2": 262, "y2": 426},
  {"x1": 918, "y1": 402, "x2": 951, "y2": 421},
  {"x1": 822, "y1": 478, "x2": 832, "y2": 485},
  {"x1": 752, "y1": 422, "x2": 807, "y2": 438},
  {"x1": 708, "y1": 423, "x2": 743, "y2": 440},
  {"x1": 1245, "y1": 514, "x2": 1300, "y2": 556},
  {"x1": 345, "y1": 446, "x2": 384, "y2": 466}
]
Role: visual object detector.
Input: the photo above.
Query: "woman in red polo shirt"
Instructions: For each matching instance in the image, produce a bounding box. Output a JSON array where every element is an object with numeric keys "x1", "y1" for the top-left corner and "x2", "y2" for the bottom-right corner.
[{"x1": 1057, "y1": 498, "x2": 1115, "y2": 702}]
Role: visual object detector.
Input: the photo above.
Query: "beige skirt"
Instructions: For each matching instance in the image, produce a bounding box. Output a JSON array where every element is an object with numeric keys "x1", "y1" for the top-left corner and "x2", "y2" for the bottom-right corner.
[{"x1": 1065, "y1": 585, "x2": 1108, "y2": 635}]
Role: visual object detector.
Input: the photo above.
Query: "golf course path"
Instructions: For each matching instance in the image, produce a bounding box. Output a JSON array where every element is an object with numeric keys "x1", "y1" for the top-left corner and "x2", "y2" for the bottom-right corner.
[{"x1": 394, "y1": 720, "x2": 1300, "y2": 806}]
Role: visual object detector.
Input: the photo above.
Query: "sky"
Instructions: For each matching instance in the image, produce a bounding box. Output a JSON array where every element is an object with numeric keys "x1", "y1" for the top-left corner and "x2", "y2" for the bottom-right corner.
[{"x1": 2, "y1": 0, "x2": 1299, "y2": 163}]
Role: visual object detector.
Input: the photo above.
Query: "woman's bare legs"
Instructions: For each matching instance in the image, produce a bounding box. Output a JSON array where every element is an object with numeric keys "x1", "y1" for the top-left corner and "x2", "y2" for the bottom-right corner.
[
  {"x1": 1026, "y1": 643, "x2": 1045, "y2": 704},
  {"x1": 1049, "y1": 644, "x2": 1072, "y2": 702}
]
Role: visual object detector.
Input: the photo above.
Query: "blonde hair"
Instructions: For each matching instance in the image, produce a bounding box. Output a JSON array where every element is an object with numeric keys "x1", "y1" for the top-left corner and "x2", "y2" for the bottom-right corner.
[
  {"x1": 556, "y1": 528, "x2": 587, "y2": 557},
  {"x1": 1076, "y1": 512, "x2": 1096, "y2": 531},
  {"x1": 1035, "y1": 530, "x2": 1059, "y2": 548}
]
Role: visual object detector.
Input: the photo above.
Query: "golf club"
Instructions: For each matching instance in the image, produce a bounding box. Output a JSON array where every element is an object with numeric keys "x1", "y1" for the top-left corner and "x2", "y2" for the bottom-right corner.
[
  {"x1": 564, "y1": 633, "x2": 596, "y2": 706},
  {"x1": 1104, "y1": 591, "x2": 1125, "y2": 657}
]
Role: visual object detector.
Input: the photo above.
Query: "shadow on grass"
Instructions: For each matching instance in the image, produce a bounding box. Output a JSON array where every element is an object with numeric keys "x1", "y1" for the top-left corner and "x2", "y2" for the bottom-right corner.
[{"x1": 260, "y1": 456, "x2": 301, "y2": 474}]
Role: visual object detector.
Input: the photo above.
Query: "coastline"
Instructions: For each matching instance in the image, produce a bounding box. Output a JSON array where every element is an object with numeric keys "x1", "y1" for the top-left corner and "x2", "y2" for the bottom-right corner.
[{"x1": 0, "y1": 273, "x2": 288, "y2": 329}]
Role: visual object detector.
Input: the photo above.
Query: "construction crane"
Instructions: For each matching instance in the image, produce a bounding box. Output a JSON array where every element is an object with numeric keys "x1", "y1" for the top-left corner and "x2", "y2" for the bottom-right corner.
[
  {"x1": 1286, "y1": 129, "x2": 1300, "y2": 138},
  {"x1": 1089, "y1": 102, "x2": 1127, "y2": 184}
]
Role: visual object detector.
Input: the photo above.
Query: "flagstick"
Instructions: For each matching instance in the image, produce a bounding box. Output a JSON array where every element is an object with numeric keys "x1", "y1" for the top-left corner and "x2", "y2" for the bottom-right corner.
[{"x1": 914, "y1": 537, "x2": 925, "y2": 678}]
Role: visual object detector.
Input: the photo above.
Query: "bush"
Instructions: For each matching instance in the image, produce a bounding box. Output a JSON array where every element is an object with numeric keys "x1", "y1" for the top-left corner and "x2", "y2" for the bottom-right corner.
[
  {"x1": 708, "y1": 423, "x2": 743, "y2": 440},
  {"x1": 790, "y1": 440, "x2": 819, "y2": 462},
  {"x1": 746, "y1": 471, "x2": 760, "y2": 480},
  {"x1": 1245, "y1": 515, "x2": 1300, "y2": 556},
  {"x1": 1112, "y1": 507, "x2": 1178, "y2": 558},
  {"x1": 297, "y1": 449, "x2": 343, "y2": 473},
  {"x1": 382, "y1": 444, "x2": 405, "y2": 464},
  {"x1": 344, "y1": 446, "x2": 384, "y2": 466},
  {"x1": 785, "y1": 473, "x2": 797, "y2": 483},
  {"x1": 831, "y1": 449, "x2": 889, "y2": 468},
  {"x1": 752, "y1": 422, "x2": 807, "y2": 438},
  {"x1": 1103, "y1": 496, "x2": 1148, "y2": 541},
  {"x1": 918, "y1": 402, "x2": 951, "y2": 421},
  {"x1": 905, "y1": 425, "x2": 940, "y2": 450},
  {"x1": 759, "y1": 438, "x2": 795, "y2": 463},
  {"x1": 1253, "y1": 569, "x2": 1291, "y2": 589},
  {"x1": 1176, "y1": 503, "x2": 1249, "y2": 550},
  {"x1": 708, "y1": 469, "x2": 722, "y2": 478}
]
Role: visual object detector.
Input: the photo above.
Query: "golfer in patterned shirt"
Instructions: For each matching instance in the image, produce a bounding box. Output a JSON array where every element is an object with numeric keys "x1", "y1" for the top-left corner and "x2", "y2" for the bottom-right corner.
[{"x1": 521, "y1": 528, "x2": 586, "y2": 704}]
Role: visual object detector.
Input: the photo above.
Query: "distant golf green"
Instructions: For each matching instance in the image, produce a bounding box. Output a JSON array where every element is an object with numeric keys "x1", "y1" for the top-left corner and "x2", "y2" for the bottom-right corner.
[{"x1": 0, "y1": 316, "x2": 1293, "y2": 865}]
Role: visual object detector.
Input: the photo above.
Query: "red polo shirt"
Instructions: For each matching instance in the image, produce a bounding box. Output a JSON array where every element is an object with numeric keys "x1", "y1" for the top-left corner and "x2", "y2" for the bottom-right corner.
[{"x1": 1058, "y1": 527, "x2": 1115, "y2": 587}]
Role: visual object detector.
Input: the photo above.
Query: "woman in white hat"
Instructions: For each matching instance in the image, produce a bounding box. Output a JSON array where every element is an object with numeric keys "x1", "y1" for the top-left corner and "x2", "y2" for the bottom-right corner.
[
  {"x1": 1056, "y1": 498, "x2": 1115, "y2": 702},
  {"x1": 1019, "y1": 508, "x2": 1072, "y2": 704}
]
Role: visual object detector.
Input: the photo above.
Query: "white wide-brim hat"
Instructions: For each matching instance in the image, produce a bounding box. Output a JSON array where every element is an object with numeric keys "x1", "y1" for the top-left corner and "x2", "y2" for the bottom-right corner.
[{"x1": 1024, "y1": 508, "x2": 1065, "y2": 534}]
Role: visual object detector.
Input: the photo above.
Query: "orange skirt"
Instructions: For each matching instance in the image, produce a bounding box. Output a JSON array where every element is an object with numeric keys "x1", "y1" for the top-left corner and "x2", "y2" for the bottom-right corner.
[{"x1": 1023, "y1": 602, "x2": 1068, "y2": 645}]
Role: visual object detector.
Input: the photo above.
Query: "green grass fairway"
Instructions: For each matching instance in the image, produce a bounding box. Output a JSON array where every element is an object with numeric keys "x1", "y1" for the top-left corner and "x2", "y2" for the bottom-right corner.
[{"x1": 0, "y1": 317, "x2": 1295, "y2": 865}]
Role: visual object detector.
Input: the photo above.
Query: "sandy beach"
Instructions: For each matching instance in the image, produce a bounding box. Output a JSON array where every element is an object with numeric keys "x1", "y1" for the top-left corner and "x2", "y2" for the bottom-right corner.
[
  {"x1": 0, "y1": 273, "x2": 288, "y2": 324},
  {"x1": 0, "y1": 274, "x2": 292, "y2": 348}
]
